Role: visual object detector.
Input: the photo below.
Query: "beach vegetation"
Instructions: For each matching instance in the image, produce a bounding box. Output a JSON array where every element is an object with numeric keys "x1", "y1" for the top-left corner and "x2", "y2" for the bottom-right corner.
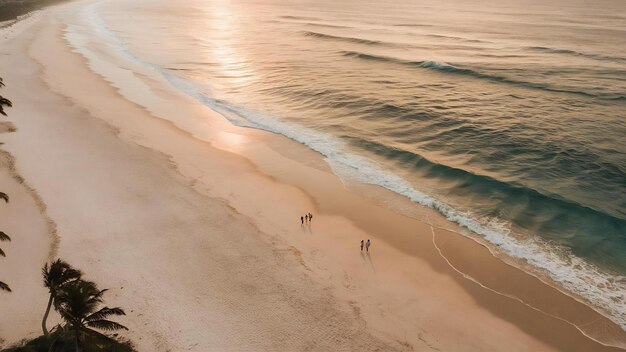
[
  {"x1": 0, "y1": 230, "x2": 9, "y2": 258},
  {"x1": 53, "y1": 279, "x2": 128, "y2": 352},
  {"x1": 0, "y1": 186, "x2": 9, "y2": 292},
  {"x1": 0, "y1": 77, "x2": 12, "y2": 116},
  {"x1": 0, "y1": 327, "x2": 133, "y2": 352},
  {"x1": 0, "y1": 208, "x2": 9, "y2": 291},
  {"x1": 42, "y1": 259, "x2": 82, "y2": 335},
  {"x1": 0, "y1": 77, "x2": 10, "y2": 292},
  {"x1": 1, "y1": 260, "x2": 132, "y2": 352}
]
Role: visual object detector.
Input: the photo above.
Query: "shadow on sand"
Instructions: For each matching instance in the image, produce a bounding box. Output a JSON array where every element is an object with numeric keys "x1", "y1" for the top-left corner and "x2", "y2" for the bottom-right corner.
[
  {"x1": 301, "y1": 222, "x2": 312, "y2": 235},
  {"x1": 360, "y1": 251, "x2": 376, "y2": 273}
]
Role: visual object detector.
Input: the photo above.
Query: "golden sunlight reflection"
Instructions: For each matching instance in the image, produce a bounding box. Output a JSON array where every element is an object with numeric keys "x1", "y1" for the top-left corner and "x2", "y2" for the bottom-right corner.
[
  {"x1": 216, "y1": 131, "x2": 249, "y2": 153},
  {"x1": 203, "y1": 0, "x2": 257, "y2": 87}
]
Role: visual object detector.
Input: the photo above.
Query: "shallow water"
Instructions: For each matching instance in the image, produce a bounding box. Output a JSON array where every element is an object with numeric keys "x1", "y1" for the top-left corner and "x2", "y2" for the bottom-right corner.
[{"x1": 89, "y1": 0, "x2": 625, "y2": 328}]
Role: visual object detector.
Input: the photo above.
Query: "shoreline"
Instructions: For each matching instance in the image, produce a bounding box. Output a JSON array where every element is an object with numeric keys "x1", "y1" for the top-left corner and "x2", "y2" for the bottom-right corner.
[
  {"x1": 88, "y1": 0, "x2": 626, "y2": 330},
  {"x1": 0, "y1": 2, "x2": 624, "y2": 351}
]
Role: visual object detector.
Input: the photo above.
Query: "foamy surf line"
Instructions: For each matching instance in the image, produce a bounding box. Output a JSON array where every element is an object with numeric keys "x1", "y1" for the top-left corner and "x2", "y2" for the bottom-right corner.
[{"x1": 70, "y1": 0, "x2": 626, "y2": 335}]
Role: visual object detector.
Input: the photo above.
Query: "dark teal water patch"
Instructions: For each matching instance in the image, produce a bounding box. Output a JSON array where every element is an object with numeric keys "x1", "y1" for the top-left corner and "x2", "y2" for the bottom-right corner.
[{"x1": 348, "y1": 136, "x2": 626, "y2": 271}]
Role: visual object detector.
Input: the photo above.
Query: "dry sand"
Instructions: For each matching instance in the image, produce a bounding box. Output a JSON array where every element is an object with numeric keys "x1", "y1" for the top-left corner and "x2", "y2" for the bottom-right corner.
[{"x1": 0, "y1": 1, "x2": 624, "y2": 351}]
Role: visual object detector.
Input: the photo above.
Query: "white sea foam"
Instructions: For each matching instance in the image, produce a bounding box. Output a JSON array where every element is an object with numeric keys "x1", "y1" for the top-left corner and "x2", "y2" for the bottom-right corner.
[{"x1": 74, "y1": 0, "x2": 626, "y2": 334}]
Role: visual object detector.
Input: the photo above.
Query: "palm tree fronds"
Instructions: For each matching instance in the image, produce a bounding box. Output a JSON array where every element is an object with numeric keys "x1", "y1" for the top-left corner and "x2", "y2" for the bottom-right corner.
[
  {"x1": 86, "y1": 319, "x2": 128, "y2": 332},
  {"x1": 0, "y1": 281, "x2": 11, "y2": 292},
  {"x1": 0, "y1": 97, "x2": 10, "y2": 116},
  {"x1": 54, "y1": 277, "x2": 129, "y2": 344},
  {"x1": 0, "y1": 231, "x2": 11, "y2": 241},
  {"x1": 80, "y1": 288, "x2": 107, "y2": 309},
  {"x1": 86, "y1": 306, "x2": 126, "y2": 322},
  {"x1": 0, "y1": 192, "x2": 8, "y2": 203},
  {"x1": 43, "y1": 260, "x2": 84, "y2": 335},
  {"x1": 0, "y1": 76, "x2": 10, "y2": 117},
  {"x1": 54, "y1": 280, "x2": 105, "y2": 328},
  {"x1": 43, "y1": 259, "x2": 82, "y2": 292}
]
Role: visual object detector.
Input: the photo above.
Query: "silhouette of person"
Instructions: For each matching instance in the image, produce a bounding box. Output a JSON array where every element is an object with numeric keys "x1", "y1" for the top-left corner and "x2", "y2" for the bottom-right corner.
[
  {"x1": 308, "y1": 213, "x2": 313, "y2": 222},
  {"x1": 301, "y1": 216, "x2": 304, "y2": 225},
  {"x1": 366, "y1": 239, "x2": 371, "y2": 252},
  {"x1": 360, "y1": 240, "x2": 364, "y2": 251}
]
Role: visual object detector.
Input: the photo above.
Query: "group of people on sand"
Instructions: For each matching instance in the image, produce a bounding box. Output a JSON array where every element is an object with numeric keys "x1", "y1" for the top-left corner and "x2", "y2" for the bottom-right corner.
[
  {"x1": 360, "y1": 239, "x2": 371, "y2": 252},
  {"x1": 300, "y1": 212, "x2": 313, "y2": 225},
  {"x1": 298, "y1": 212, "x2": 372, "y2": 253}
]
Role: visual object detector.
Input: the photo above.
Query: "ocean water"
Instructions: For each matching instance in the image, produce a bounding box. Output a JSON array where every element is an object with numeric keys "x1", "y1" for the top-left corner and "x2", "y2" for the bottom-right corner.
[{"x1": 85, "y1": 0, "x2": 625, "y2": 329}]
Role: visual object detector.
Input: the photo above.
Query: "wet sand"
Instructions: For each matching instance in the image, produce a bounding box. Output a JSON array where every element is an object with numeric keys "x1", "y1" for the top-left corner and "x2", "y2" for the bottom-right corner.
[{"x1": 0, "y1": 2, "x2": 624, "y2": 351}]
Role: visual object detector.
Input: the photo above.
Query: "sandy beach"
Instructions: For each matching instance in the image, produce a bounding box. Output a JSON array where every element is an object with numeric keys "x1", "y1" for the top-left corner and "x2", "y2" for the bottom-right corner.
[{"x1": 0, "y1": 1, "x2": 625, "y2": 351}]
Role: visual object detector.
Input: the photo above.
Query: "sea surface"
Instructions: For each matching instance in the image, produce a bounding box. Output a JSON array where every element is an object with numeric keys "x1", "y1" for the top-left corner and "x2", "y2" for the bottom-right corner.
[{"x1": 85, "y1": 0, "x2": 625, "y2": 328}]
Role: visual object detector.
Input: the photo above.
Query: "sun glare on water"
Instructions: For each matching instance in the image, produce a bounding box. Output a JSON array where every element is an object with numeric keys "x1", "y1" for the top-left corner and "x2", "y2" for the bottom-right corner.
[{"x1": 203, "y1": 0, "x2": 257, "y2": 88}]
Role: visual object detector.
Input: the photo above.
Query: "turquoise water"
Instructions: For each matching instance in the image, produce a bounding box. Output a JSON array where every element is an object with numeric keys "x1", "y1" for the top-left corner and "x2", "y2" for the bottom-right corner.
[{"x1": 91, "y1": 0, "x2": 625, "y2": 327}]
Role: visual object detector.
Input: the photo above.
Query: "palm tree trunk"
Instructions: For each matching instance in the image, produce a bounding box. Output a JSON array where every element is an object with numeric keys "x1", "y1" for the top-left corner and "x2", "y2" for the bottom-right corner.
[
  {"x1": 47, "y1": 336, "x2": 59, "y2": 352},
  {"x1": 42, "y1": 293, "x2": 53, "y2": 336},
  {"x1": 75, "y1": 327, "x2": 82, "y2": 352}
]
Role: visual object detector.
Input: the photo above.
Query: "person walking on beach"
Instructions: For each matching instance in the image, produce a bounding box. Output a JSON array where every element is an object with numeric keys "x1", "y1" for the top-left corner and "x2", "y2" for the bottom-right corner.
[
  {"x1": 308, "y1": 212, "x2": 313, "y2": 222},
  {"x1": 301, "y1": 216, "x2": 304, "y2": 225},
  {"x1": 366, "y1": 239, "x2": 371, "y2": 252},
  {"x1": 360, "y1": 240, "x2": 364, "y2": 251}
]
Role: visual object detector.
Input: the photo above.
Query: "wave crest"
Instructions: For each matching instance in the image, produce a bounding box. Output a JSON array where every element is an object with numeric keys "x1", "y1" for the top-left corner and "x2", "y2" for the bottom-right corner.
[
  {"x1": 341, "y1": 51, "x2": 626, "y2": 101},
  {"x1": 303, "y1": 31, "x2": 384, "y2": 46},
  {"x1": 528, "y1": 46, "x2": 626, "y2": 63}
]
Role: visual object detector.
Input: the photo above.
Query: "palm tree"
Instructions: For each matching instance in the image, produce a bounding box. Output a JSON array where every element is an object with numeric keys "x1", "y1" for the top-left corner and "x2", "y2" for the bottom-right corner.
[
  {"x1": 0, "y1": 77, "x2": 12, "y2": 116},
  {"x1": 0, "y1": 231, "x2": 10, "y2": 257},
  {"x1": 0, "y1": 77, "x2": 11, "y2": 292},
  {"x1": 54, "y1": 280, "x2": 128, "y2": 352},
  {"x1": 0, "y1": 195, "x2": 9, "y2": 293},
  {"x1": 42, "y1": 259, "x2": 82, "y2": 336}
]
